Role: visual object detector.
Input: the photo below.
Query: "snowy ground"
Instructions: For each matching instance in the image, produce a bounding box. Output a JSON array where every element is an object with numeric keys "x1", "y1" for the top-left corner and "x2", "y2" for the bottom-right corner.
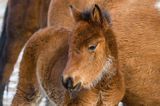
[{"x1": 1, "y1": 0, "x2": 160, "y2": 106}]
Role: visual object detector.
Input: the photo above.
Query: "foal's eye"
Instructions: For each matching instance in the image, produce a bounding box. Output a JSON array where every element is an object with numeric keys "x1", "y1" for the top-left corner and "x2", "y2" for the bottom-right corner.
[{"x1": 88, "y1": 44, "x2": 97, "y2": 52}]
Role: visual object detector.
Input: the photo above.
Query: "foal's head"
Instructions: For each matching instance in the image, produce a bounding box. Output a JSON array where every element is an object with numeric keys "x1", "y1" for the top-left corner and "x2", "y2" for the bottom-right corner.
[{"x1": 62, "y1": 4, "x2": 113, "y2": 91}]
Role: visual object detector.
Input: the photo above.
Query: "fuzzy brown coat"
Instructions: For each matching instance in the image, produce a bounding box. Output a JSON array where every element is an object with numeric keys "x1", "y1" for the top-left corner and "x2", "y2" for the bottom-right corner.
[{"x1": 12, "y1": 0, "x2": 160, "y2": 106}]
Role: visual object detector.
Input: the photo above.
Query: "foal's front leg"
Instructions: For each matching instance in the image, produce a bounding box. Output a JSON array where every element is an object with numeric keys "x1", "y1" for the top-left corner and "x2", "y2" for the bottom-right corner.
[{"x1": 99, "y1": 72, "x2": 125, "y2": 106}]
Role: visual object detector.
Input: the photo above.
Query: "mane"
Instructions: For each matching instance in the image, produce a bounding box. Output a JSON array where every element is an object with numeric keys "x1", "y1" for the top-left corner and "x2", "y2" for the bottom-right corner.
[{"x1": 80, "y1": 8, "x2": 112, "y2": 25}]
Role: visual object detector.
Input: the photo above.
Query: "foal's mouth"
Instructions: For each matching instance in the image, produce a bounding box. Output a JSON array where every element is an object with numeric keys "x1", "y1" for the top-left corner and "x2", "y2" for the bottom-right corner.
[
  {"x1": 61, "y1": 76, "x2": 82, "y2": 92},
  {"x1": 70, "y1": 82, "x2": 81, "y2": 92}
]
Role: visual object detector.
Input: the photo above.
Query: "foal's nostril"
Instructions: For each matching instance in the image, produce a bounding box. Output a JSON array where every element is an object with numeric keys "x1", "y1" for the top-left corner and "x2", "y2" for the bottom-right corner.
[{"x1": 62, "y1": 77, "x2": 73, "y2": 90}]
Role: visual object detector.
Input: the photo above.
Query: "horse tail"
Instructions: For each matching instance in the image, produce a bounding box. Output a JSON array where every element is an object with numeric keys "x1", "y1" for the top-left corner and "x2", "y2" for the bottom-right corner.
[{"x1": 0, "y1": 5, "x2": 8, "y2": 106}]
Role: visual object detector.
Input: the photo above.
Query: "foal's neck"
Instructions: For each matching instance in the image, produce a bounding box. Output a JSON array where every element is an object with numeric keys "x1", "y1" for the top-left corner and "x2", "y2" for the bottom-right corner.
[
  {"x1": 105, "y1": 29, "x2": 118, "y2": 60},
  {"x1": 101, "y1": 29, "x2": 119, "y2": 81}
]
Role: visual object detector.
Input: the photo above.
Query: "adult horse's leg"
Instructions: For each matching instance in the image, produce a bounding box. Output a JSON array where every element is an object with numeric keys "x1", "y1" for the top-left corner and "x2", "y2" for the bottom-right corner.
[{"x1": 0, "y1": 0, "x2": 50, "y2": 105}]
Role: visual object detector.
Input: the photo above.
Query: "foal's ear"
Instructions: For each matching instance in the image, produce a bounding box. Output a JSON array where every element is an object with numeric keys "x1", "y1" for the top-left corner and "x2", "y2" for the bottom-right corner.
[
  {"x1": 91, "y1": 4, "x2": 103, "y2": 25},
  {"x1": 69, "y1": 5, "x2": 81, "y2": 22},
  {"x1": 92, "y1": 4, "x2": 111, "y2": 29}
]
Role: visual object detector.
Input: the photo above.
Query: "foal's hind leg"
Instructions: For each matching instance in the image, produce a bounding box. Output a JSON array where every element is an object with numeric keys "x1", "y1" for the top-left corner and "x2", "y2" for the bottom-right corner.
[{"x1": 12, "y1": 46, "x2": 41, "y2": 106}]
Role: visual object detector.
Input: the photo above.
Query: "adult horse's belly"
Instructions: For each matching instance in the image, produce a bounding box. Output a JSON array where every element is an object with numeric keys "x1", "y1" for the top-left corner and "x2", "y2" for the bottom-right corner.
[{"x1": 111, "y1": 0, "x2": 160, "y2": 105}]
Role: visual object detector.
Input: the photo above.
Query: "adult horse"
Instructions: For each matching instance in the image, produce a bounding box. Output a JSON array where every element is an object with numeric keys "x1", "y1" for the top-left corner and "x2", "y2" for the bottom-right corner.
[
  {"x1": 0, "y1": 0, "x2": 50, "y2": 105},
  {"x1": 48, "y1": 0, "x2": 160, "y2": 105},
  {"x1": 13, "y1": 0, "x2": 160, "y2": 105}
]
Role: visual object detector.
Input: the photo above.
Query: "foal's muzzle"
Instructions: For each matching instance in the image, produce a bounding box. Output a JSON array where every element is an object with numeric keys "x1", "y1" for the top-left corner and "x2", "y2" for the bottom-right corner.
[{"x1": 61, "y1": 76, "x2": 81, "y2": 91}]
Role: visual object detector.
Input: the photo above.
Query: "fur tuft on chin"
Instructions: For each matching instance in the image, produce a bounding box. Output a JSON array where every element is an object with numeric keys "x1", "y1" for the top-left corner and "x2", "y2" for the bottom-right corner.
[{"x1": 84, "y1": 55, "x2": 115, "y2": 89}]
